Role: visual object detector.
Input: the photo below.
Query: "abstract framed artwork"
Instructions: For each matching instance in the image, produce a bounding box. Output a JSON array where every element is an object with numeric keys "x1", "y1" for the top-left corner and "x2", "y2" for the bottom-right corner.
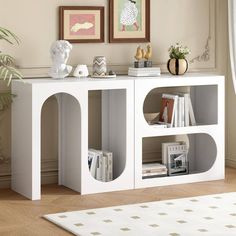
[
  {"x1": 59, "y1": 6, "x2": 104, "y2": 43},
  {"x1": 109, "y1": 0, "x2": 150, "y2": 43}
]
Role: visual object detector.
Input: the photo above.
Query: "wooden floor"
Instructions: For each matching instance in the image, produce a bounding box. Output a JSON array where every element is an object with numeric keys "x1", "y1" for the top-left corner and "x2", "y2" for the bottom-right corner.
[{"x1": 0, "y1": 168, "x2": 236, "y2": 236}]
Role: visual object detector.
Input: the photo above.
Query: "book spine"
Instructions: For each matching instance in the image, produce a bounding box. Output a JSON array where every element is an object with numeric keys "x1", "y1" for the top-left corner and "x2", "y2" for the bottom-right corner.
[
  {"x1": 88, "y1": 150, "x2": 98, "y2": 178},
  {"x1": 184, "y1": 94, "x2": 190, "y2": 126},
  {"x1": 178, "y1": 97, "x2": 181, "y2": 127},
  {"x1": 96, "y1": 154, "x2": 103, "y2": 181},
  {"x1": 188, "y1": 96, "x2": 196, "y2": 125},
  {"x1": 101, "y1": 156, "x2": 108, "y2": 182},
  {"x1": 181, "y1": 97, "x2": 185, "y2": 127},
  {"x1": 103, "y1": 151, "x2": 113, "y2": 181}
]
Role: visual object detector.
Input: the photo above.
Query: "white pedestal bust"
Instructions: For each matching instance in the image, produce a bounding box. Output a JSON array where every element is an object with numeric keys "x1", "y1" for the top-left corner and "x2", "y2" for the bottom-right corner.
[{"x1": 49, "y1": 40, "x2": 73, "y2": 79}]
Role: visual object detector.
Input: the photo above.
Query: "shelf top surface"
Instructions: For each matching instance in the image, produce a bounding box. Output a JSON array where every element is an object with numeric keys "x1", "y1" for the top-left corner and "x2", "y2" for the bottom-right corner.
[{"x1": 13, "y1": 72, "x2": 224, "y2": 85}]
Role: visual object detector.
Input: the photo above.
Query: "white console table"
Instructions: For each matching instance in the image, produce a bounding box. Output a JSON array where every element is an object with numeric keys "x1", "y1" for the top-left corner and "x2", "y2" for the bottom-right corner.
[{"x1": 11, "y1": 74, "x2": 225, "y2": 200}]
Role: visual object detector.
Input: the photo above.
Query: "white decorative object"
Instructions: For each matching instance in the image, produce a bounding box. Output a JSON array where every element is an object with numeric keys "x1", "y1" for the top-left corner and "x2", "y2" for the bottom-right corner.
[
  {"x1": 49, "y1": 40, "x2": 73, "y2": 79},
  {"x1": 11, "y1": 74, "x2": 224, "y2": 200},
  {"x1": 93, "y1": 56, "x2": 107, "y2": 76},
  {"x1": 73, "y1": 65, "x2": 89, "y2": 78},
  {"x1": 44, "y1": 192, "x2": 236, "y2": 236}
]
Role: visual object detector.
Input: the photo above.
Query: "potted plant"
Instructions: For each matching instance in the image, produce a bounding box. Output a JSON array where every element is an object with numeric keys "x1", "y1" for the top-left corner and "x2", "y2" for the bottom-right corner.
[
  {"x1": 0, "y1": 27, "x2": 22, "y2": 110},
  {"x1": 167, "y1": 43, "x2": 190, "y2": 75}
]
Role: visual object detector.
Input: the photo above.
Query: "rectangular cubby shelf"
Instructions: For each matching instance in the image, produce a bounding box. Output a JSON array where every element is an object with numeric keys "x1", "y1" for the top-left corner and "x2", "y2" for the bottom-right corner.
[
  {"x1": 11, "y1": 74, "x2": 224, "y2": 200},
  {"x1": 135, "y1": 74, "x2": 225, "y2": 189}
]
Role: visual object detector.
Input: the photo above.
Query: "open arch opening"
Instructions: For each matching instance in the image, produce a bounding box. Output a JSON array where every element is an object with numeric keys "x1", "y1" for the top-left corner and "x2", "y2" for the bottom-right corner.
[{"x1": 41, "y1": 93, "x2": 81, "y2": 192}]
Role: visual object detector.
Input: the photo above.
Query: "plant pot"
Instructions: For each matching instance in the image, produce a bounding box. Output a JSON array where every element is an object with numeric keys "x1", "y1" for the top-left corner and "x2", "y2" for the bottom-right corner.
[{"x1": 167, "y1": 59, "x2": 188, "y2": 75}]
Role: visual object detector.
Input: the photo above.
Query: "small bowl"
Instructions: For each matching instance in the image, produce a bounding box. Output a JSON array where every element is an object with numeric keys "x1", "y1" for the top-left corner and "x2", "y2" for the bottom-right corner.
[{"x1": 144, "y1": 112, "x2": 160, "y2": 124}]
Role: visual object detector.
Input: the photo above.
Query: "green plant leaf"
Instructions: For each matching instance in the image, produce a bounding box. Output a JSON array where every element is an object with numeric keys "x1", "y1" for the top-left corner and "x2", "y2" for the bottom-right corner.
[
  {"x1": 0, "y1": 64, "x2": 23, "y2": 86},
  {"x1": 0, "y1": 53, "x2": 15, "y2": 66},
  {"x1": 0, "y1": 27, "x2": 20, "y2": 44},
  {"x1": 0, "y1": 92, "x2": 16, "y2": 111}
]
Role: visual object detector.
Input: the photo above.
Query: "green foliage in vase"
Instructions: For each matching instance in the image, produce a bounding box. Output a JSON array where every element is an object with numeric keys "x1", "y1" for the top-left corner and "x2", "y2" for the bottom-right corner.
[{"x1": 168, "y1": 43, "x2": 191, "y2": 60}]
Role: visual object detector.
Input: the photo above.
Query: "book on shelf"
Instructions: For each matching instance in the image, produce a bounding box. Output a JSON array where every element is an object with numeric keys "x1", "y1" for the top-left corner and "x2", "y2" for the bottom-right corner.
[
  {"x1": 88, "y1": 149, "x2": 113, "y2": 182},
  {"x1": 88, "y1": 149, "x2": 99, "y2": 178},
  {"x1": 128, "y1": 67, "x2": 161, "y2": 77},
  {"x1": 162, "y1": 142, "x2": 189, "y2": 176},
  {"x1": 142, "y1": 162, "x2": 168, "y2": 178},
  {"x1": 159, "y1": 93, "x2": 196, "y2": 128},
  {"x1": 167, "y1": 144, "x2": 189, "y2": 175},
  {"x1": 159, "y1": 94, "x2": 178, "y2": 128},
  {"x1": 103, "y1": 150, "x2": 113, "y2": 182},
  {"x1": 162, "y1": 142, "x2": 182, "y2": 165}
]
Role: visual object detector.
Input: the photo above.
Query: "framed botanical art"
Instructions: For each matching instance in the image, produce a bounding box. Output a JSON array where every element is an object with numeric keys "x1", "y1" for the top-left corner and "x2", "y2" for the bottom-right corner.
[
  {"x1": 59, "y1": 6, "x2": 104, "y2": 43},
  {"x1": 109, "y1": 0, "x2": 150, "y2": 43}
]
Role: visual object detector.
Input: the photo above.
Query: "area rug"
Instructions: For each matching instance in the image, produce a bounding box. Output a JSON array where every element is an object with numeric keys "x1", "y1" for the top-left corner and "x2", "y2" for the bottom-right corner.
[{"x1": 44, "y1": 192, "x2": 236, "y2": 236}]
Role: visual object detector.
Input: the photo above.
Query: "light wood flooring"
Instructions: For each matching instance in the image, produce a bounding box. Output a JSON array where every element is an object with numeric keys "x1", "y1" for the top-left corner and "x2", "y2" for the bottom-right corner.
[{"x1": 0, "y1": 167, "x2": 236, "y2": 236}]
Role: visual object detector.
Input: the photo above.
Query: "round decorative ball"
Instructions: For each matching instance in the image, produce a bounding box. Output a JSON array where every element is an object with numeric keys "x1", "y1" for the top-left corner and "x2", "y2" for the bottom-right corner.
[{"x1": 167, "y1": 59, "x2": 188, "y2": 75}]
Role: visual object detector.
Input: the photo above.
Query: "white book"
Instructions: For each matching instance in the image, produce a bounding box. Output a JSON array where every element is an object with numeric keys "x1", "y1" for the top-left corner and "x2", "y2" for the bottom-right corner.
[
  {"x1": 103, "y1": 151, "x2": 113, "y2": 181},
  {"x1": 101, "y1": 155, "x2": 108, "y2": 182},
  {"x1": 162, "y1": 94, "x2": 179, "y2": 128},
  {"x1": 88, "y1": 149, "x2": 99, "y2": 178},
  {"x1": 176, "y1": 93, "x2": 190, "y2": 127},
  {"x1": 188, "y1": 96, "x2": 196, "y2": 125},
  {"x1": 162, "y1": 142, "x2": 181, "y2": 165},
  {"x1": 180, "y1": 97, "x2": 185, "y2": 127},
  {"x1": 95, "y1": 150, "x2": 103, "y2": 181},
  {"x1": 128, "y1": 71, "x2": 161, "y2": 77},
  {"x1": 142, "y1": 171, "x2": 167, "y2": 177},
  {"x1": 184, "y1": 94, "x2": 190, "y2": 126},
  {"x1": 129, "y1": 67, "x2": 161, "y2": 72}
]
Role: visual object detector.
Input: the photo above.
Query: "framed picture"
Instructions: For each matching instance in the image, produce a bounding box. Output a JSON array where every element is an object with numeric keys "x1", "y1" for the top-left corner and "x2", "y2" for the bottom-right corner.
[
  {"x1": 167, "y1": 145, "x2": 189, "y2": 176},
  {"x1": 59, "y1": 6, "x2": 104, "y2": 43},
  {"x1": 159, "y1": 97, "x2": 175, "y2": 126},
  {"x1": 109, "y1": 0, "x2": 150, "y2": 43}
]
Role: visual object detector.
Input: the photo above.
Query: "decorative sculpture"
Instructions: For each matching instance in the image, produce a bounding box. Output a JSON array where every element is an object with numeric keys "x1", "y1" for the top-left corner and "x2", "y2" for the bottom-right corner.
[
  {"x1": 49, "y1": 40, "x2": 73, "y2": 79},
  {"x1": 134, "y1": 44, "x2": 153, "y2": 68}
]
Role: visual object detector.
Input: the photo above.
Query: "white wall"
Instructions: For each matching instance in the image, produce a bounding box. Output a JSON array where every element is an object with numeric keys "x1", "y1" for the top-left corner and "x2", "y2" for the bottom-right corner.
[{"x1": 0, "y1": 0, "x2": 230, "y2": 187}]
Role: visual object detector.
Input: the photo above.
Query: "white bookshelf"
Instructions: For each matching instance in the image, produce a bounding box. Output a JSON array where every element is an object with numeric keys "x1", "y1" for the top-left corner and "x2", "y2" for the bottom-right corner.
[
  {"x1": 11, "y1": 74, "x2": 224, "y2": 200},
  {"x1": 135, "y1": 75, "x2": 224, "y2": 189}
]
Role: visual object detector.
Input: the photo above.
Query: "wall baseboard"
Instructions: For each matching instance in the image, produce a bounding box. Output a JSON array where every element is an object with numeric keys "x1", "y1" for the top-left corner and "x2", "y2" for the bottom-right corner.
[
  {"x1": 226, "y1": 158, "x2": 236, "y2": 168},
  {"x1": 0, "y1": 170, "x2": 58, "y2": 189}
]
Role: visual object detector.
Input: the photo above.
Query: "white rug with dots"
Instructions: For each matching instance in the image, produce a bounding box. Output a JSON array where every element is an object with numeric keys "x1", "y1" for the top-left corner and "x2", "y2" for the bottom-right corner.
[{"x1": 44, "y1": 192, "x2": 236, "y2": 236}]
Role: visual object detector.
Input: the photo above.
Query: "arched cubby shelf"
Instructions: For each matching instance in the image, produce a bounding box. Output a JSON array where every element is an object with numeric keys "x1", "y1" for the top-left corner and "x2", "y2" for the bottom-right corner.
[{"x1": 143, "y1": 85, "x2": 218, "y2": 127}]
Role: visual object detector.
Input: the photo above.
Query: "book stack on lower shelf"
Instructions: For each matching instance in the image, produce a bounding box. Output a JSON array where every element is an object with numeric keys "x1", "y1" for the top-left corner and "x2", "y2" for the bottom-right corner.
[
  {"x1": 142, "y1": 163, "x2": 167, "y2": 179},
  {"x1": 128, "y1": 67, "x2": 161, "y2": 77},
  {"x1": 88, "y1": 149, "x2": 113, "y2": 182}
]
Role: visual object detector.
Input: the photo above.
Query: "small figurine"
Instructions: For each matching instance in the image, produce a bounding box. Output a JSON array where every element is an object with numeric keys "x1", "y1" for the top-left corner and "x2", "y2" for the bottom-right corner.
[
  {"x1": 134, "y1": 46, "x2": 144, "y2": 68},
  {"x1": 135, "y1": 46, "x2": 143, "y2": 61},
  {"x1": 143, "y1": 44, "x2": 153, "y2": 67},
  {"x1": 134, "y1": 44, "x2": 153, "y2": 68}
]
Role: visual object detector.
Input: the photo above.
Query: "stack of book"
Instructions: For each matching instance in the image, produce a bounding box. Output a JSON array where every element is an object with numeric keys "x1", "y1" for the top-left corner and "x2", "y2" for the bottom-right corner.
[
  {"x1": 159, "y1": 93, "x2": 196, "y2": 128},
  {"x1": 162, "y1": 142, "x2": 189, "y2": 176},
  {"x1": 88, "y1": 149, "x2": 113, "y2": 182},
  {"x1": 128, "y1": 67, "x2": 161, "y2": 77},
  {"x1": 142, "y1": 162, "x2": 167, "y2": 179}
]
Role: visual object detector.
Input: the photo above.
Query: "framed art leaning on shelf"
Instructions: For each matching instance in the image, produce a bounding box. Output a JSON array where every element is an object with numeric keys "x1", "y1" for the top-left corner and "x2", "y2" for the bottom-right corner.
[{"x1": 109, "y1": 0, "x2": 150, "y2": 43}]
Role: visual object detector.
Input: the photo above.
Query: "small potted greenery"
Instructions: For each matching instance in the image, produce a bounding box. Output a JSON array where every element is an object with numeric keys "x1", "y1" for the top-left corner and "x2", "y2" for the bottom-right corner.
[
  {"x1": 167, "y1": 43, "x2": 190, "y2": 75},
  {"x1": 0, "y1": 27, "x2": 22, "y2": 110}
]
